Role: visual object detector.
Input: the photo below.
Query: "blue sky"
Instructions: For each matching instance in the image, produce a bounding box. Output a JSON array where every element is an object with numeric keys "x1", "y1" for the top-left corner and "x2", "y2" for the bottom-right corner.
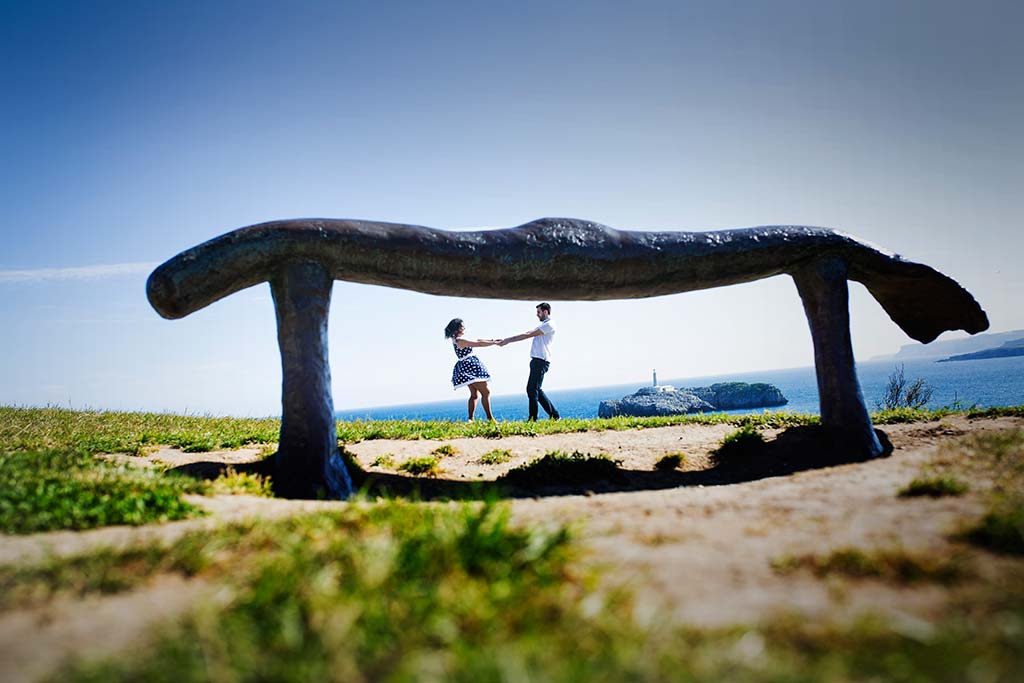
[{"x1": 2, "y1": 0, "x2": 1021, "y2": 416}]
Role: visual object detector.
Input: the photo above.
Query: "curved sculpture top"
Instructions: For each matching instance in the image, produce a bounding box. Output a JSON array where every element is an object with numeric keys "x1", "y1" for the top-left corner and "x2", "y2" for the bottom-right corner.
[{"x1": 148, "y1": 217, "x2": 987, "y2": 344}]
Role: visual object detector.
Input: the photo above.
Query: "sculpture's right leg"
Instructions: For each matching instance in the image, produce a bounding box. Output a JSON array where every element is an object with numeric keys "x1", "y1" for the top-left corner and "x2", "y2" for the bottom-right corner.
[
  {"x1": 270, "y1": 261, "x2": 353, "y2": 499},
  {"x1": 792, "y1": 257, "x2": 884, "y2": 458}
]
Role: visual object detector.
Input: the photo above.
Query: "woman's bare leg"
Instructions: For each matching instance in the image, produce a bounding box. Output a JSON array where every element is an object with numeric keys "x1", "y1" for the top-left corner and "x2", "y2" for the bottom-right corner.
[
  {"x1": 467, "y1": 385, "x2": 479, "y2": 421},
  {"x1": 477, "y1": 382, "x2": 494, "y2": 421}
]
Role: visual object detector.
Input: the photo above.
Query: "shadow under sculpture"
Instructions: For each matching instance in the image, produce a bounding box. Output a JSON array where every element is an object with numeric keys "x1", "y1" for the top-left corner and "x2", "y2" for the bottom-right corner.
[{"x1": 147, "y1": 218, "x2": 989, "y2": 499}]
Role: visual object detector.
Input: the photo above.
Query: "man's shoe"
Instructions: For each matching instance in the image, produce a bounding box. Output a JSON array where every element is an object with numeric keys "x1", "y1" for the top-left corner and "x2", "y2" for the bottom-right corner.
[{"x1": 550, "y1": 414, "x2": 560, "y2": 421}]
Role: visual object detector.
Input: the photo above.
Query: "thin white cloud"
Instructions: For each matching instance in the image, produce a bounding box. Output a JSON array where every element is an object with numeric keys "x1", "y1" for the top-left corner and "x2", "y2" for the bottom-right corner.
[{"x1": 0, "y1": 262, "x2": 160, "y2": 284}]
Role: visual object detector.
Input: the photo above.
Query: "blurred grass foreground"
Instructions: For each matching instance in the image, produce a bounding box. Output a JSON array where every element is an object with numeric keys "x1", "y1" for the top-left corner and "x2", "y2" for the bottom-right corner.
[{"x1": 0, "y1": 406, "x2": 1022, "y2": 681}]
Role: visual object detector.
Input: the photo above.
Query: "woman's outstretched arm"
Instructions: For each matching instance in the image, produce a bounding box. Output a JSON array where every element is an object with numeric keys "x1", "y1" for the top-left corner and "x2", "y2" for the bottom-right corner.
[{"x1": 455, "y1": 338, "x2": 499, "y2": 348}]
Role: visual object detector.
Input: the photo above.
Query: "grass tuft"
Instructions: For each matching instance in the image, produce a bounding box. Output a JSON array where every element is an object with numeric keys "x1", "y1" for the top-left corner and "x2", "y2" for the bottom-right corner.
[
  {"x1": 654, "y1": 452, "x2": 686, "y2": 471},
  {"x1": 397, "y1": 456, "x2": 441, "y2": 476},
  {"x1": 772, "y1": 546, "x2": 969, "y2": 584},
  {"x1": 898, "y1": 475, "x2": 969, "y2": 498},
  {"x1": 209, "y1": 468, "x2": 274, "y2": 497},
  {"x1": 370, "y1": 453, "x2": 396, "y2": 469},
  {"x1": 0, "y1": 544, "x2": 193, "y2": 610},
  {"x1": 966, "y1": 507, "x2": 1024, "y2": 555},
  {"x1": 479, "y1": 448, "x2": 513, "y2": 465},
  {"x1": 431, "y1": 443, "x2": 458, "y2": 457},
  {"x1": 713, "y1": 424, "x2": 765, "y2": 459},
  {"x1": 499, "y1": 450, "x2": 623, "y2": 488}
]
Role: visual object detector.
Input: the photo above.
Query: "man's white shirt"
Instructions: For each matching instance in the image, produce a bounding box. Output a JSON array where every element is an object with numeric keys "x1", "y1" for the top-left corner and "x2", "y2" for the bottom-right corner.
[{"x1": 530, "y1": 319, "x2": 555, "y2": 360}]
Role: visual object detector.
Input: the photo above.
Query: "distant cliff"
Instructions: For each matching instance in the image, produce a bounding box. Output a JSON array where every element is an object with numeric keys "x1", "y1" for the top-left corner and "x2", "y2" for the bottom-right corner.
[
  {"x1": 598, "y1": 382, "x2": 787, "y2": 418},
  {"x1": 872, "y1": 329, "x2": 1024, "y2": 362},
  {"x1": 938, "y1": 338, "x2": 1024, "y2": 363}
]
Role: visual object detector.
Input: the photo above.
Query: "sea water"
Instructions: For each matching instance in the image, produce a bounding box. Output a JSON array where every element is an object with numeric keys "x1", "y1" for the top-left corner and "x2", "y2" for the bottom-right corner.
[{"x1": 335, "y1": 355, "x2": 1024, "y2": 422}]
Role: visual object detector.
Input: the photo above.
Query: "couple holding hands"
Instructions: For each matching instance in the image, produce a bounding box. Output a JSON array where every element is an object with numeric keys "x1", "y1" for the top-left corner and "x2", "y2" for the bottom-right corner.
[{"x1": 443, "y1": 302, "x2": 560, "y2": 422}]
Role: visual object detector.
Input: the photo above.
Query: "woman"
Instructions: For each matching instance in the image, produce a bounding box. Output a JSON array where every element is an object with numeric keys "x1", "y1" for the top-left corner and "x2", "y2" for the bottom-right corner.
[{"x1": 444, "y1": 318, "x2": 497, "y2": 421}]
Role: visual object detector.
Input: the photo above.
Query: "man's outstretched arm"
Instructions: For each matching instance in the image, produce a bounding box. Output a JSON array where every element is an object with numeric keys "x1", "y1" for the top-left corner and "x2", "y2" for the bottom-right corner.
[{"x1": 498, "y1": 329, "x2": 544, "y2": 346}]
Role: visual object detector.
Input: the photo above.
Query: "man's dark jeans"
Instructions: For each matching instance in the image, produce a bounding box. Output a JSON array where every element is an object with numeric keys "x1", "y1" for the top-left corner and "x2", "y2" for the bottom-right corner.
[{"x1": 526, "y1": 357, "x2": 559, "y2": 420}]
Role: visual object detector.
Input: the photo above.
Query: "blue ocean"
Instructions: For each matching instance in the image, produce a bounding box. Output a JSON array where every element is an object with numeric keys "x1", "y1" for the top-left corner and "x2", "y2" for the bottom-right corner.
[{"x1": 335, "y1": 356, "x2": 1024, "y2": 422}]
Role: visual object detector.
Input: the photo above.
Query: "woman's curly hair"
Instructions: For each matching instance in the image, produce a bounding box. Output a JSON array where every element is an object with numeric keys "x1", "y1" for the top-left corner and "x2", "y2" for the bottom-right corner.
[{"x1": 444, "y1": 318, "x2": 463, "y2": 339}]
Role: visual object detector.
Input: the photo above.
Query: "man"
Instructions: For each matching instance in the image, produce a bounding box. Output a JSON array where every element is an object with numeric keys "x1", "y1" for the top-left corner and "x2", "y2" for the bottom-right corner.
[{"x1": 499, "y1": 303, "x2": 560, "y2": 421}]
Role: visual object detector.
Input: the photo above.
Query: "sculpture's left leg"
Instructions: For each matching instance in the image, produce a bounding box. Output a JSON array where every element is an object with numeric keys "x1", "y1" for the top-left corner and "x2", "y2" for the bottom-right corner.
[
  {"x1": 792, "y1": 257, "x2": 884, "y2": 457},
  {"x1": 270, "y1": 261, "x2": 353, "y2": 499}
]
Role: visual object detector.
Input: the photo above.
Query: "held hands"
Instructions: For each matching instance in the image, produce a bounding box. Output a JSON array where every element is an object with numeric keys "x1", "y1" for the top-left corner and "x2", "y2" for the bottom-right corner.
[{"x1": 480, "y1": 337, "x2": 511, "y2": 347}]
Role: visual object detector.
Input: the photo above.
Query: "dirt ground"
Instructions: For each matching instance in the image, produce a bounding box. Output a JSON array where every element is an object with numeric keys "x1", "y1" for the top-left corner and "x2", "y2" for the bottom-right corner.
[{"x1": 2, "y1": 415, "x2": 1022, "y2": 682}]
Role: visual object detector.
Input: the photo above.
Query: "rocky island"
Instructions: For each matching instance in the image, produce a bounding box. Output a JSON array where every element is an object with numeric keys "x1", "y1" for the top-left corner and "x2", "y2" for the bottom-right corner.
[{"x1": 598, "y1": 382, "x2": 788, "y2": 418}]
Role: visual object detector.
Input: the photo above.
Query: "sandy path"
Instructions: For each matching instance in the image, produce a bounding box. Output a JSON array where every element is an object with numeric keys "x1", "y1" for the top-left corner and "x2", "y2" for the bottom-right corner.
[
  {"x1": 511, "y1": 445, "x2": 986, "y2": 625},
  {"x1": 347, "y1": 421, "x2": 738, "y2": 480}
]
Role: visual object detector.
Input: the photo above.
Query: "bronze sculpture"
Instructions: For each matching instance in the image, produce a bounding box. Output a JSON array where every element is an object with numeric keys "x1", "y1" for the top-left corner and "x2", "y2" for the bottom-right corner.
[{"x1": 148, "y1": 218, "x2": 988, "y2": 498}]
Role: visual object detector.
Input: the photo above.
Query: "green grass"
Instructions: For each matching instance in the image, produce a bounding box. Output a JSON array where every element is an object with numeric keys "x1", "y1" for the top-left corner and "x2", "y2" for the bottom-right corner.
[
  {"x1": 4, "y1": 501, "x2": 1018, "y2": 682},
  {"x1": 2, "y1": 408, "x2": 1023, "y2": 680},
  {"x1": 397, "y1": 456, "x2": 441, "y2": 476},
  {"x1": 43, "y1": 502, "x2": 598, "y2": 683},
  {"x1": 898, "y1": 475, "x2": 969, "y2": 498},
  {"x1": 6, "y1": 405, "x2": 1024, "y2": 455},
  {"x1": 209, "y1": 468, "x2": 274, "y2": 497},
  {"x1": 952, "y1": 430, "x2": 1024, "y2": 556},
  {"x1": 0, "y1": 408, "x2": 810, "y2": 535},
  {"x1": 964, "y1": 406, "x2": 1024, "y2": 420},
  {"x1": 0, "y1": 406, "x2": 280, "y2": 455},
  {"x1": 431, "y1": 443, "x2": 458, "y2": 457},
  {"x1": 871, "y1": 405, "x2": 1024, "y2": 424},
  {"x1": 370, "y1": 453, "x2": 396, "y2": 468},
  {"x1": 499, "y1": 450, "x2": 623, "y2": 488},
  {"x1": 0, "y1": 449, "x2": 205, "y2": 534},
  {"x1": 335, "y1": 411, "x2": 822, "y2": 442},
  {"x1": 479, "y1": 448, "x2": 513, "y2": 465},
  {"x1": 772, "y1": 547, "x2": 969, "y2": 584},
  {"x1": 0, "y1": 406, "x2": 810, "y2": 453},
  {"x1": 654, "y1": 452, "x2": 686, "y2": 470},
  {"x1": 967, "y1": 507, "x2": 1024, "y2": 555},
  {"x1": 0, "y1": 544, "x2": 193, "y2": 610},
  {"x1": 3, "y1": 502, "x2": 570, "y2": 608},
  {"x1": 2, "y1": 406, "x2": 1021, "y2": 535},
  {"x1": 713, "y1": 423, "x2": 765, "y2": 459}
]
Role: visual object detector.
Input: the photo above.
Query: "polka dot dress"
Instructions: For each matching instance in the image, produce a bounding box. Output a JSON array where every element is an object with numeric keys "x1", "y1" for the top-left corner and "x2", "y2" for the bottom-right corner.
[{"x1": 451, "y1": 342, "x2": 491, "y2": 389}]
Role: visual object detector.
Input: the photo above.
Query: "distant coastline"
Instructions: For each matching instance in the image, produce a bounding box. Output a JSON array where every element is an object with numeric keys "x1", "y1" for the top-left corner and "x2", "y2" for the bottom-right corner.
[
  {"x1": 872, "y1": 329, "x2": 1024, "y2": 362},
  {"x1": 938, "y1": 339, "x2": 1024, "y2": 363}
]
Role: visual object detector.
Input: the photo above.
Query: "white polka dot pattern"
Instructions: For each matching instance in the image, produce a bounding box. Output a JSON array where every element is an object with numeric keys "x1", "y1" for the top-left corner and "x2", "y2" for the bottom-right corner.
[{"x1": 451, "y1": 343, "x2": 491, "y2": 389}]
